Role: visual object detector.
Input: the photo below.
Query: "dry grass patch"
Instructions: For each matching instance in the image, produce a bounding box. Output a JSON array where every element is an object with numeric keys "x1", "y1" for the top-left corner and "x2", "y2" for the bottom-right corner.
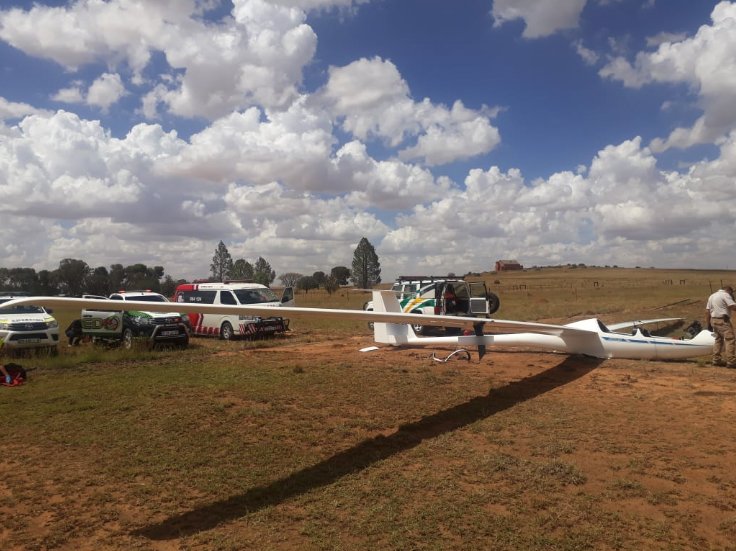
[{"x1": 2, "y1": 267, "x2": 736, "y2": 549}]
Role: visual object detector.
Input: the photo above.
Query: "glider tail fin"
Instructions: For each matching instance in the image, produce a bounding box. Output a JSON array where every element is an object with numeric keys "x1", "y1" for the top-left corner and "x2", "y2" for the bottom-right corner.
[{"x1": 371, "y1": 290, "x2": 415, "y2": 345}]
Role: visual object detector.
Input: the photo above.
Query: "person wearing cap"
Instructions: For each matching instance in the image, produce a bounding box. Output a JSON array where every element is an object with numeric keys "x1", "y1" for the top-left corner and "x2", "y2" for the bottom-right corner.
[{"x1": 705, "y1": 285, "x2": 736, "y2": 367}]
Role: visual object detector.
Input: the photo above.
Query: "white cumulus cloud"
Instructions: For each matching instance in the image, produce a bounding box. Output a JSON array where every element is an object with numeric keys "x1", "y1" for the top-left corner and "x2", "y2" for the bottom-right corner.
[
  {"x1": 319, "y1": 57, "x2": 500, "y2": 165},
  {"x1": 53, "y1": 73, "x2": 126, "y2": 111},
  {"x1": 0, "y1": 97, "x2": 51, "y2": 121},
  {"x1": 492, "y1": 0, "x2": 587, "y2": 38},
  {"x1": 380, "y1": 135, "x2": 736, "y2": 276},
  {"x1": 0, "y1": 0, "x2": 318, "y2": 119},
  {"x1": 600, "y1": 1, "x2": 736, "y2": 151},
  {"x1": 87, "y1": 73, "x2": 126, "y2": 111}
]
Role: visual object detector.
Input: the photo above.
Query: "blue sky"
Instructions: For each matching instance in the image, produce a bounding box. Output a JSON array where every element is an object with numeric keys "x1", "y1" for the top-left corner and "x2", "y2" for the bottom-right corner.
[{"x1": 1, "y1": 0, "x2": 735, "y2": 281}]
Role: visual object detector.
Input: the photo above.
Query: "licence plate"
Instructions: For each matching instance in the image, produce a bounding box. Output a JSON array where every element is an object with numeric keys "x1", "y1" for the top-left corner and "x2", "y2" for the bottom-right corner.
[
  {"x1": 160, "y1": 330, "x2": 180, "y2": 337},
  {"x1": 20, "y1": 338, "x2": 40, "y2": 343}
]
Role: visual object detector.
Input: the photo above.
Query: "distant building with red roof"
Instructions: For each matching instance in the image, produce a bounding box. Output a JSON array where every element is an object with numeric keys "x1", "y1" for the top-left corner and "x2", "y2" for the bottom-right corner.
[{"x1": 495, "y1": 259, "x2": 523, "y2": 272}]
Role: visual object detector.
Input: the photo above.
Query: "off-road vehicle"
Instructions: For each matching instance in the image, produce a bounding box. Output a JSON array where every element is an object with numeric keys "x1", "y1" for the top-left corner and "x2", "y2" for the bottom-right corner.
[
  {"x1": 363, "y1": 276, "x2": 500, "y2": 335},
  {"x1": 80, "y1": 291, "x2": 189, "y2": 349}
]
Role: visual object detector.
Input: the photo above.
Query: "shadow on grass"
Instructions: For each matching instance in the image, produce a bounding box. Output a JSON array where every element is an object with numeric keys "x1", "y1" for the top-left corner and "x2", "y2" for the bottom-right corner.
[{"x1": 137, "y1": 355, "x2": 602, "y2": 540}]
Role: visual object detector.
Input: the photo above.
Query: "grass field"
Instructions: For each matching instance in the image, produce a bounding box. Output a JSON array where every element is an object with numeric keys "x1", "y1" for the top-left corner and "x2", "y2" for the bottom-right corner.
[{"x1": 2, "y1": 267, "x2": 736, "y2": 550}]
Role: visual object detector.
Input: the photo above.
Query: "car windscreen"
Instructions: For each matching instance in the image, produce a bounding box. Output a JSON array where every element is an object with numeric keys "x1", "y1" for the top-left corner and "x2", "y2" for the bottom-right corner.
[
  {"x1": 234, "y1": 288, "x2": 278, "y2": 304},
  {"x1": 0, "y1": 300, "x2": 45, "y2": 315},
  {"x1": 126, "y1": 295, "x2": 167, "y2": 302}
]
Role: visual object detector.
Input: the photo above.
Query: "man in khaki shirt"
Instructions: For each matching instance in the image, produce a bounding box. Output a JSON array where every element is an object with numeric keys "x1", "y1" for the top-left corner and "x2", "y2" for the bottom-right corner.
[{"x1": 705, "y1": 286, "x2": 736, "y2": 367}]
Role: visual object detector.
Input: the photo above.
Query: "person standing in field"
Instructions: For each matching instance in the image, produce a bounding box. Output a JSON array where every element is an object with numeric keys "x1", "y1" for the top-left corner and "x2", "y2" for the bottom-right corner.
[{"x1": 705, "y1": 285, "x2": 736, "y2": 367}]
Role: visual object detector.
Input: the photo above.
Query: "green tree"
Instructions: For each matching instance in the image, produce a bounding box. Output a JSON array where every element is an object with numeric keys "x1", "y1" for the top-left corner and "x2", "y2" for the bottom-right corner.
[
  {"x1": 231, "y1": 258, "x2": 254, "y2": 281},
  {"x1": 297, "y1": 275, "x2": 318, "y2": 293},
  {"x1": 160, "y1": 275, "x2": 178, "y2": 297},
  {"x1": 87, "y1": 266, "x2": 111, "y2": 296},
  {"x1": 124, "y1": 264, "x2": 163, "y2": 291},
  {"x1": 312, "y1": 271, "x2": 327, "y2": 288},
  {"x1": 53, "y1": 258, "x2": 90, "y2": 296},
  {"x1": 7, "y1": 267, "x2": 38, "y2": 292},
  {"x1": 330, "y1": 266, "x2": 351, "y2": 286},
  {"x1": 210, "y1": 241, "x2": 234, "y2": 282},
  {"x1": 36, "y1": 270, "x2": 58, "y2": 295},
  {"x1": 351, "y1": 237, "x2": 381, "y2": 288},
  {"x1": 109, "y1": 264, "x2": 125, "y2": 291},
  {"x1": 253, "y1": 256, "x2": 275, "y2": 286}
]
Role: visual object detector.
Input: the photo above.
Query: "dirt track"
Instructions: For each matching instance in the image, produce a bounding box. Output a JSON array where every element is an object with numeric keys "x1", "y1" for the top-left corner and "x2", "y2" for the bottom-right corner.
[{"x1": 2, "y1": 336, "x2": 736, "y2": 549}]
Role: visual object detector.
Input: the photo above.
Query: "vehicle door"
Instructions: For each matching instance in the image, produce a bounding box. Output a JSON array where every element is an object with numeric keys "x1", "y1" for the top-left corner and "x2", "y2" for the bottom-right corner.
[
  {"x1": 469, "y1": 282, "x2": 490, "y2": 315},
  {"x1": 81, "y1": 296, "x2": 123, "y2": 337},
  {"x1": 218, "y1": 290, "x2": 240, "y2": 335},
  {"x1": 403, "y1": 283, "x2": 433, "y2": 313},
  {"x1": 397, "y1": 284, "x2": 414, "y2": 310},
  {"x1": 280, "y1": 287, "x2": 295, "y2": 307},
  {"x1": 452, "y1": 283, "x2": 472, "y2": 315},
  {"x1": 435, "y1": 283, "x2": 449, "y2": 314},
  {"x1": 177, "y1": 290, "x2": 217, "y2": 335}
]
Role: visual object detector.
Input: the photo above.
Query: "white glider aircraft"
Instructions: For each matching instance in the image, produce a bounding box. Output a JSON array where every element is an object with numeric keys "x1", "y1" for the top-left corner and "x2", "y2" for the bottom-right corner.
[{"x1": 2, "y1": 291, "x2": 713, "y2": 361}]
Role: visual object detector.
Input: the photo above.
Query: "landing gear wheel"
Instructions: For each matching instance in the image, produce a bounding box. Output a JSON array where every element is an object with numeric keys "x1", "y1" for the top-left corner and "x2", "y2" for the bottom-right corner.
[{"x1": 364, "y1": 303, "x2": 374, "y2": 330}]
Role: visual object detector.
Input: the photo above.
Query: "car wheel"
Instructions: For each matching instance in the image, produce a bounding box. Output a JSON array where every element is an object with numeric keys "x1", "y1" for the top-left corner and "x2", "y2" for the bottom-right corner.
[
  {"x1": 122, "y1": 328, "x2": 134, "y2": 349},
  {"x1": 220, "y1": 322, "x2": 234, "y2": 341},
  {"x1": 486, "y1": 292, "x2": 500, "y2": 315}
]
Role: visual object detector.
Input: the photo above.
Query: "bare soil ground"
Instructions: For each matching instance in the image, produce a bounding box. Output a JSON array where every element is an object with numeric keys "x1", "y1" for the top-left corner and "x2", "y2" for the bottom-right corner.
[{"x1": 2, "y1": 334, "x2": 736, "y2": 550}]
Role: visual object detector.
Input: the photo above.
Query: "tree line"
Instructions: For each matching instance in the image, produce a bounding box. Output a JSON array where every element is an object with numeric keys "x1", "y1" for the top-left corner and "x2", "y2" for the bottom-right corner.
[
  {"x1": 212, "y1": 238, "x2": 381, "y2": 294},
  {"x1": 0, "y1": 259, "x2": 177, "y2": 297},
  {"x1": 276, "y1": 237, "x2": 381, "y2": 294},
  {"x1": 0, "y1": 237, "x2": 382, "y2": 297}
]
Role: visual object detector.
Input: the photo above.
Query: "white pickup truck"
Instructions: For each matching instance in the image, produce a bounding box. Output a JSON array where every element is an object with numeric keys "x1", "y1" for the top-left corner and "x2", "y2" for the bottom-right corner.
[
  {"x1": 0, "y1": 293, "x2": 60, "y2": 355},
  {"x1": 80, "y1": 291, "x2": 189, "y2": 349}
]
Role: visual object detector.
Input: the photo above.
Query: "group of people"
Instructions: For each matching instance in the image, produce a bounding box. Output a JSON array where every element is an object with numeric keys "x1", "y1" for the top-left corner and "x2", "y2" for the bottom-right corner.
[{"x1": 705, "y1": 285, "x2": 736, "y2": 368}]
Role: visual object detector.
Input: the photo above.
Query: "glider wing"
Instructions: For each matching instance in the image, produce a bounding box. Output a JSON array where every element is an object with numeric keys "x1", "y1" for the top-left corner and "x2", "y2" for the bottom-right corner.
[{"x1": 1, "y1": 295, "x2": 589, "y2": 338}]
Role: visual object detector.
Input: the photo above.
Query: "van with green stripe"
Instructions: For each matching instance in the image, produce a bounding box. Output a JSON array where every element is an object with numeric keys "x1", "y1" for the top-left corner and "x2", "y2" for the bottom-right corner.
[{"x1": 363, "y1": 276, "x2": 500, "y2": 335}]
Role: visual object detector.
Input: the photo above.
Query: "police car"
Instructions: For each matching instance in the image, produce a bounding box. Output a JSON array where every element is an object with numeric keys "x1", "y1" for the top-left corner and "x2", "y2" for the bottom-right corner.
[{"x1": 0, "y1": 293, "x2": 60, "y2": 355}]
